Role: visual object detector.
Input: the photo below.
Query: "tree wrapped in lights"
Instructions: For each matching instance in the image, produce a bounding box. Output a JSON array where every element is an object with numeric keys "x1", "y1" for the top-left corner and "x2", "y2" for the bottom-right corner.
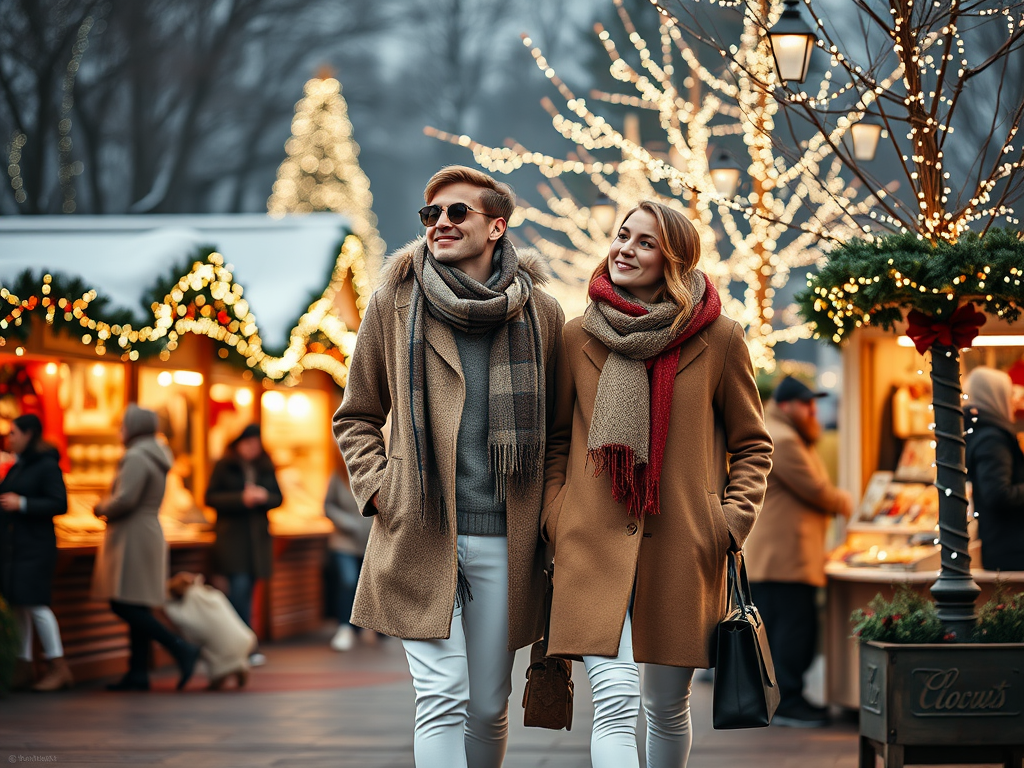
[
  {"x1": 656, "y1": 0, "x2": 1024, "y2": 638},
  {"x1": 427, "y1": 0, "x2": 889, "y2": 369},
  {"x1": 268, "y1": 74, "x2": 385, "y2": 276}
]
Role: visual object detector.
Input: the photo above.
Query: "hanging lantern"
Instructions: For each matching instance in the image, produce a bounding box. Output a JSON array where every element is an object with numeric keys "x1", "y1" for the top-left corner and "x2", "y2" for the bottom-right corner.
[
  {"x1": 591, "y1": 194, "x2": 618, "y2": 233},
  {"x1": 709, "y1": 149, "x2": 743, "y2": 197},
  {"x1": 767, "y1": 0, "x2": 816, "y2": 84},
  {"x1": 850, "y1": 118, "x2": 884, "y2": 161}
]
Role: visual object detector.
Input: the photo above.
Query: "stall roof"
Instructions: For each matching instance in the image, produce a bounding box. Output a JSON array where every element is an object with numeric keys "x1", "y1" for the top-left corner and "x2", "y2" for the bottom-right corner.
[{"x1": 0, "y1": 213, "x2": 353, "y2": 350}]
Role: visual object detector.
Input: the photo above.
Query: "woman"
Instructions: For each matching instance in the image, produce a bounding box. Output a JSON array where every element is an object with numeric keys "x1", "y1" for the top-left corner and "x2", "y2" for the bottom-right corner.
[
  {"x1": 542, "y1": 201, "x2": 773, "y2": 767},
  {"x1": 92, "y1": 404, "x2": 200, "y2": 691},
  {"x1": 0, "y1": 414, "x2": 72, "y2": 691},
  {"x1": 205, "y1": 423, "x2": 281, "y2": 663},
  {"x1": 965, "y1": 366, "x2": 1024, "y2": 571}
]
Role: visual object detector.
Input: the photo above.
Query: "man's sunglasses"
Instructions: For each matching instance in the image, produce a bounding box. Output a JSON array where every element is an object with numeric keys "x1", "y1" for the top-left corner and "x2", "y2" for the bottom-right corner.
[{"x1": 418, "y1": 202, "x2": 500, "y2": 227}]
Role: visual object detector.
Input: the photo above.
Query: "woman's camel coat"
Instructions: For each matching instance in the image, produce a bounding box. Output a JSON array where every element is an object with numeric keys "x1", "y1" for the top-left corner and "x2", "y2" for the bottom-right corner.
[{"x1": 543, "y1": 314, "x2": 772, "y2": 668}]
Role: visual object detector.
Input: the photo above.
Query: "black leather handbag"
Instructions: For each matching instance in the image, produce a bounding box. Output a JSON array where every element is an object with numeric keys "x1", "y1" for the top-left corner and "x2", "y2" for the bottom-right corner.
[
  {"x1": 711, "y1": 551, "x2": 780, "y2": 729},
  {"x1": 522, "y1": 565, "x2": 573, "y2": 730}
]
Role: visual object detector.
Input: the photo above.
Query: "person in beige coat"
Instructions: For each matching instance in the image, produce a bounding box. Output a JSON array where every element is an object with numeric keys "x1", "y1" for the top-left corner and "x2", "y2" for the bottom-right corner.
[
  {"x1": 544, "y1": 201, "x2": 772, "y2": 768},
  {"x1": 334, "y1": 166, "x2": 571, "y2": 768},
  {"x1": 92, "y1": 404, "x2": 200, "y2": 691},
  {"x1": 744, "y1": 376, "x2": 852, "y2": 727}
]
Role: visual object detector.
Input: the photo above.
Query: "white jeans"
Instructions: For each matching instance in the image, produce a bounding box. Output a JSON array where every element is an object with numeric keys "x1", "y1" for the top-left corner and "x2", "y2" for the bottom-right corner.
[
  {"x1": 402, "y1": 535, "x2": 516, "y2": 768},
  {"x1": 585, "y1": 612, "x2": 695, "y2": 768},
  {"x1": 15, "y1": 605, "x2": 65, "y2": 660}
]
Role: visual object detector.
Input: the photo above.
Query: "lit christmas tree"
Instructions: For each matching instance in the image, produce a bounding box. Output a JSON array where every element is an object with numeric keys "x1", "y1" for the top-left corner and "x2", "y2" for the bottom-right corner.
[
  {"x1": 426, "y1": 0, "x2": 888, "y2": 370},
  {"x1": 268, "y1": 72, "x2": 386, "y2": 275}
]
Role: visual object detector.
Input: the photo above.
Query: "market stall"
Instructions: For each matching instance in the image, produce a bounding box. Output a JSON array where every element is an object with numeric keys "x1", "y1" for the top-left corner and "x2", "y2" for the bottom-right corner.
[
  {"x1": 0, "y1": 214, "x2": 372, "y2": 681},
  {"x1": 826, "y1": 319, "x2": 1024, "y2": 708}
]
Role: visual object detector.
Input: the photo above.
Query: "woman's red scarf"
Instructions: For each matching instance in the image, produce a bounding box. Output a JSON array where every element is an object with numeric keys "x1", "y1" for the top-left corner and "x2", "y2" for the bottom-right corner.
[{"x1": 587, "y1": 273, "x2": 722, "y2": 517}]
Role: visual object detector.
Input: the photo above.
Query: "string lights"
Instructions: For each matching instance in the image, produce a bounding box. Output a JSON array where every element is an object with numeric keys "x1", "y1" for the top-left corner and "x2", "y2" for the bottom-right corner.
[
  {"x1": 426, "y1": 0, "x2": 889, "y2": 370},
  {"x1": 651, "y1": 0, "x2": 1024, "y2": 245},
  {"x1": 0, "y1": 234, "x2": 371, "y2": 387},
  {"x1": 267, "y1": 74, "x2": 385, "y2": 277}
]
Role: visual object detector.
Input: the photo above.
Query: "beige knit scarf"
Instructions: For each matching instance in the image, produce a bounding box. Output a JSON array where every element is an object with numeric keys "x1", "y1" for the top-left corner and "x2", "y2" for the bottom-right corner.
[{"x1": 583, "y1": 271, "x2": 719, "y2": 516}]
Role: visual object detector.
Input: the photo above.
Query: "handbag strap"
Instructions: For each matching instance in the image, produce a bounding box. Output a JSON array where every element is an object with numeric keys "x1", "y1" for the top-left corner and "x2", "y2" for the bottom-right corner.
[
  {"x1": 539, "y1": 563, "x2": 555, "y2": 653},
  {"x1": 726, "y1": 551, "x2": 755, "y2": 617}
]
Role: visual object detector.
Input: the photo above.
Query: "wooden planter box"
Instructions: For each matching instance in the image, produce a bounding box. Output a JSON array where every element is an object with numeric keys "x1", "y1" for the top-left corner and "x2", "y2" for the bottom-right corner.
[{"x1": 859, "y1": 641, "x2": 1024, "y2": 768}]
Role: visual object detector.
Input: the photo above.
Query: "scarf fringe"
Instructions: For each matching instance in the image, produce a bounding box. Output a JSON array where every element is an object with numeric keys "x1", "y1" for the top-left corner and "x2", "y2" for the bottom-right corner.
[
  {"x1": 489, "y1": 443, "x2": 542, "y2": 502},
  {"x1": 418, "y1": 492, "x2": 448, "y2": 533},
  {"x1": 588, "y1": 445, "x2": 662, "y2": 519},
  {"x1": 455, "y1": 561, "x2": 473, "y2": 610}
]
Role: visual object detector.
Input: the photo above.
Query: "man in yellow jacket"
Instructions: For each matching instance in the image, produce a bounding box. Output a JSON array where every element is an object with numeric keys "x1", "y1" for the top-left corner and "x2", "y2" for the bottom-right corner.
[{"x1": 744, "y1": 376, "x2": 852, "y2": 728}]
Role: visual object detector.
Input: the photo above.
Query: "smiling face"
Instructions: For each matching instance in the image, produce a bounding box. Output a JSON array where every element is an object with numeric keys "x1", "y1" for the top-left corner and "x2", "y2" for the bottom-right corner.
[
  {"x1": 607, "y1": 208, "x2": 667, "y2": 303},
  {"x1": 425, "y1": 182, "x2": 506, "y2": 281}
]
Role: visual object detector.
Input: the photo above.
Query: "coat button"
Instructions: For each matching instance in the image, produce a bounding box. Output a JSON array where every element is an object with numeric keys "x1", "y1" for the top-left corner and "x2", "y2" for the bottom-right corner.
[{"x1": 626, "y1": 523, "x2": 638, "y2": 536}]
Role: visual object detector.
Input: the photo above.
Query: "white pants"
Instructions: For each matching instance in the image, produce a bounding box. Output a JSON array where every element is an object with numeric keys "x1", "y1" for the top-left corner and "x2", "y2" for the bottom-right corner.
[
  {"x1": 402, "y1": 535, "x2": 516, "y2": 768},
  {"x1": 585, "y1": 612, "x2": 695, "y2": 768},
  {"x1": 15, "y1": 605, "x2": 65, "y2": 660}
]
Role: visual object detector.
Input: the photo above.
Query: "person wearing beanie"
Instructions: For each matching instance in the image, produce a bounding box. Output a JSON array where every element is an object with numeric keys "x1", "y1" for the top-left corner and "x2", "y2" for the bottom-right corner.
[
  {"x1": 964, "y1": 366, "x2": 1024, "y2": 571},
  {"x1": 0, "y1": 413, "x2": 72, "y2": 691},
  {"x1": 92, "y1": 404, "x2": 201, "y2": 691},
  {"x1": 205, "y1": 423, "x2": 281, "y2": 666},
  {"x1": 744, "y1": 376, "x2": 853, "y2": 728}
]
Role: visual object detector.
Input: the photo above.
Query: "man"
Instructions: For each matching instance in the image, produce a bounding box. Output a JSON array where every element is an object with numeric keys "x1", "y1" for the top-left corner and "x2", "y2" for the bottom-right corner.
[
  {"x1": 744, "y1": 376, "x2": 853, "y2": 728},
  {"x1": 333, "y1": 165, "x2": 571, "y2": 768}
]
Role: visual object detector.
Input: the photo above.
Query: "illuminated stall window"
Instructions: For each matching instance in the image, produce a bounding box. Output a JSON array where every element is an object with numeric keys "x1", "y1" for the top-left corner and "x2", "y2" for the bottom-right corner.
[
  {"x1": 261, "y1": 388, "x2": 331, "y2": 521},
  {"x1": 138, "y1": 366, "x2": 209, "y2": 530},
  {"x1": 208, "y1": 378, "x2": 256, "y2": 462}
]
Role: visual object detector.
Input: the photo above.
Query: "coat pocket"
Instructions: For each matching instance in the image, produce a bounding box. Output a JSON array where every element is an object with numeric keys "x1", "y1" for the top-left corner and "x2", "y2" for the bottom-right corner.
[
  {"x1": 376, "y1": 457, "x2": 401, "y2": 527},
  {"x1": 707, "y1": 491, "x2": 731, "y2": 555}
]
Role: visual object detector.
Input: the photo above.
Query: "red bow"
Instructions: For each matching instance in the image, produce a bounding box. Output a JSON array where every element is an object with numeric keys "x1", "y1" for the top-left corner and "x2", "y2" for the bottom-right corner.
[{"x1": 905, "y1": 303, "x2": 987, "y2": 355}]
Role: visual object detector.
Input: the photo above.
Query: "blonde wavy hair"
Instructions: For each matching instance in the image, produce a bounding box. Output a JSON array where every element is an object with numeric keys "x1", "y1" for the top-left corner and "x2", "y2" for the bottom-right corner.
[{"x1": 589, "y1": 200, "x2": 702, "y2": 332}]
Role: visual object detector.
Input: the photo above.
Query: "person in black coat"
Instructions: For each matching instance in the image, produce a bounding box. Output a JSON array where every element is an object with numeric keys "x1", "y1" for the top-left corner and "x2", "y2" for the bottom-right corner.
[
  {"x1": 0, "y1": 414, "x2": 72, "y2": 691},
  {"x1": 205, "y1": 424, "x2": 282, "y2": 663},
  {"x1": 964, "y1": 366, "x2": 1024, "y2": 571}
]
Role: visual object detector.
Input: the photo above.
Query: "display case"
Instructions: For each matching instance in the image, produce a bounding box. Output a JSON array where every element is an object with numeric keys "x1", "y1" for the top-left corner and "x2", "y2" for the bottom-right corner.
[
  {"x1": 826, "y1": 320, "x2": 1024, "y2": 708},
  {"x1": 828, "y1": 438, "x2": 943, "y2": 571}
]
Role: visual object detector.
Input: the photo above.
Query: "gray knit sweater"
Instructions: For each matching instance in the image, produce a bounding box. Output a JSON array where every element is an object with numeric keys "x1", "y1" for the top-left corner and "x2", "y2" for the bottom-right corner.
[{"x1": 452, "y1": 327, "x2": 507, "y2": 535}]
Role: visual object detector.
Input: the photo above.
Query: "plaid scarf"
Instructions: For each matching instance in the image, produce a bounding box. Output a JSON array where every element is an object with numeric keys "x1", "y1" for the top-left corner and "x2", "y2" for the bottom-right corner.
[
  {"x1": 408, "y1": 238, "x2": 545, "y2": 530},
  {"x1": 583, "y1": 271, "x2": 721, "y2": 517}
]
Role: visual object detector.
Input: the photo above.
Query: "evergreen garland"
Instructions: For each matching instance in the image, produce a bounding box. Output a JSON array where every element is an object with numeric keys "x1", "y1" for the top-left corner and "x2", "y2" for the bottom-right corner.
[
  {"x1": 141, "y1": 248, "x2": 266, "y2": 371},
  {"x1": 0, "y1": 269, "x2": 138, "y2": 344},
  {"x1": 797, "y1": 229, "x2": 1024, "y2": 345}
]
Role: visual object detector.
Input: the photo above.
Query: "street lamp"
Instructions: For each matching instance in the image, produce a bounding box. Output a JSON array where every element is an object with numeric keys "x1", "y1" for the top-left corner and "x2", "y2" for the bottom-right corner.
[
  {"x1": 849, "y1": 117, "x2": 884, "y2": 161},
  {"x1": 591, "y1": 194, "x2": 617, "y2": 233},
  {"x1": 767, "y1": 0, "x2": 816, "y2": 84},
  {"x1": 708, "y1": 149, "x2": 743, "y2": 197}
]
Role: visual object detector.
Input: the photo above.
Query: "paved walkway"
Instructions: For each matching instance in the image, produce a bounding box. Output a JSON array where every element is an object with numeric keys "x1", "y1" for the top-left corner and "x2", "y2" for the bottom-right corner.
[{"x1": 4, "y1": 626, "x2": 865, "y2": 767}]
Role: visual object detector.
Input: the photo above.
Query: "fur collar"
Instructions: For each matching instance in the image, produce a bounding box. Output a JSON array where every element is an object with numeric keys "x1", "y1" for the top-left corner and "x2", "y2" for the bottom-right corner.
[{"x1": 380, "y1": 236, "x2": 549, "y2": 294}]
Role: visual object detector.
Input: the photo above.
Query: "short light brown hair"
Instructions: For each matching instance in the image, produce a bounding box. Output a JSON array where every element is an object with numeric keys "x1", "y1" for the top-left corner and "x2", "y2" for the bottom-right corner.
[
  {"x1": 424, "y1": 165, "x2": 516, "y2": 221},
  {"x1": 589, "y1": 200, "x2": 702, "y2": 332}
]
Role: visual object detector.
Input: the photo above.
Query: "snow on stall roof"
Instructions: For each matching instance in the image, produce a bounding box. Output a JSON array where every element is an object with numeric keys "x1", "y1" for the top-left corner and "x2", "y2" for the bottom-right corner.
[{"x1": 0, "y1": 213, "x2": 353, "y2": 350}]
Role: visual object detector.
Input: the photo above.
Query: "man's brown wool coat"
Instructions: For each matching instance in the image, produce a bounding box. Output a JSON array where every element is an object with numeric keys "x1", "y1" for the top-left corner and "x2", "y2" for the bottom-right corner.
[
  {"x1": 333, "y1": 239, "x2": 572, "y2": 651},
  {"x1": 543, "y1": 314, "x2": 773, "y2": 668}
]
